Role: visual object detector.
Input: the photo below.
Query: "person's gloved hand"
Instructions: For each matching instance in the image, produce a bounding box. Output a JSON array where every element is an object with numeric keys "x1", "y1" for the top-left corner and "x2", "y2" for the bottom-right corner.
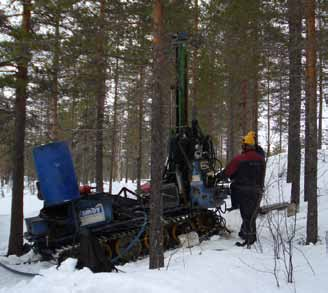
[{"x1": 215, "y1": 170, "x2": 226, "y2": 181}]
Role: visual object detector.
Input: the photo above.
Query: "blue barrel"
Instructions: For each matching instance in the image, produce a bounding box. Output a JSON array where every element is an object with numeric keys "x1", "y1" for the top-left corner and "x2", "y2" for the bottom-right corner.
[{"x1": 33, "y1": 141, "x2": 80, "y2": 206}]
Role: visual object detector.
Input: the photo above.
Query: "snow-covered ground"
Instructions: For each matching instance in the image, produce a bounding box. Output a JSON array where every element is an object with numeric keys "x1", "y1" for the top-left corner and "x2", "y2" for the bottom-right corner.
[{"x1": 1, "y1": 153, "x2": 328, "y2": 293}]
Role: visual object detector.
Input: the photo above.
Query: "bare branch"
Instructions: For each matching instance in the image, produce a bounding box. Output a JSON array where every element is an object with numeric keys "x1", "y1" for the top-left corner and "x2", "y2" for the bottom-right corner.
[
  {"x1": 2, "y1": 13, "x2": 23, "y2": 18},
  {"x1": 0, "y1": 61, "x2": 15, "y2": 68},
  {"x1": 293, "y1": 246, "x2": 316, "y2": 276},
  {"x1": 0, "y1": 108, "x2": 14, "y2": 115}
]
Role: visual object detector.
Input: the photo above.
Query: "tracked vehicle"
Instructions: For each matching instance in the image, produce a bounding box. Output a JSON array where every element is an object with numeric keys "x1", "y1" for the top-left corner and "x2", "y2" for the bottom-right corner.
[{"x1": 24, "y1": 33, "x2": 230, "y2": 265}]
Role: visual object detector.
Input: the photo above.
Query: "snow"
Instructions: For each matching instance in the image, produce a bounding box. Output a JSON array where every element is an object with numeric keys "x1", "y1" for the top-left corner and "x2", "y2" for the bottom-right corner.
[{"x1": 1, "y1": 154, "x2": 328, "y2": 293}]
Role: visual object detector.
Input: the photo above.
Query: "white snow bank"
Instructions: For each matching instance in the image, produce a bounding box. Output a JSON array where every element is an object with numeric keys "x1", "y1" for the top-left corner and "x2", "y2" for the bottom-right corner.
[
  {"x1": 264, "y1": 149, "x2": 328, "y2": 204},
  {"x1": 1, "y1": 238, "x2": 326, "y2": 293}
]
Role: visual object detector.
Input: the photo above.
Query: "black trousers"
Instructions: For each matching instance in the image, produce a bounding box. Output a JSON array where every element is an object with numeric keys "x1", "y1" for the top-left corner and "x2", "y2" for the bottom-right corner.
[
  {"x1": 237, "y1": 186, "x2": 261, "y2": 244},
  {"x1": 230, "y1": 183, "x2": 240, "y2": 209}
]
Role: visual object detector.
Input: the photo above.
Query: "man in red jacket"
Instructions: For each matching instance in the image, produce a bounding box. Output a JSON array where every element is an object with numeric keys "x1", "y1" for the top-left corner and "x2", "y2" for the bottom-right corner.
[{"x1": 218, "y1": 131, "x2": 265, "y2": 247}]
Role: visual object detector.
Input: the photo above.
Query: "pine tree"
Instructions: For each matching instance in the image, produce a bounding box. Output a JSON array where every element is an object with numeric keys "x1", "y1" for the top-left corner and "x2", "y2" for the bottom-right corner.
[
  {"x1": 287, "y1": 0, "x2": 302, "y2": 207},
  {"x1": 305, "y1": 0, "x2": 318, "y2": 244},
  {"x1": 149, "y1": 0, "x2": 165, "y2": 270},
  {"x1": 109, "y1": 57, "x2": 120, "y2": 194},
  {"x1": 222, "y1": 0, "x2": 261, "y2": 159},
  {"x1": 95, "y1": 0, "x2": 106, "y2": 193},
  {"x1": 8, "y1": 0, "x2": 32, "y2": 256}
]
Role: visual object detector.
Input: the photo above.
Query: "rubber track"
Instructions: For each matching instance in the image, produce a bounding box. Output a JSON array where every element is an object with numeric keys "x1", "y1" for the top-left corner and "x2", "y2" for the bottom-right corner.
[{"x1": 51, "y1": 209, "x2": 228, "y2": 265}]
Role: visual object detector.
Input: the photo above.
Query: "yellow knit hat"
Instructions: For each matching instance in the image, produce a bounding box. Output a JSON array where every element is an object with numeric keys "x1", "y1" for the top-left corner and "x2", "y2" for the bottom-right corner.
[{"x1": 242, "y1": 131, "x2": 255, "y2": 146}]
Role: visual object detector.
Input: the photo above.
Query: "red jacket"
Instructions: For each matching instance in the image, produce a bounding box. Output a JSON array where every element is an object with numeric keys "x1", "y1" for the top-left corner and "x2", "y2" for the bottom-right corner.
[{"x1": 224, "y1": 150, "x2": 265, "y2": 187}]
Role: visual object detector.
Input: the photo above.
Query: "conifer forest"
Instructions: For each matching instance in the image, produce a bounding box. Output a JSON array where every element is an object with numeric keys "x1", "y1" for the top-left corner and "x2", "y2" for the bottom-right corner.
[{"x1": 0, "y1": 0, "x2": 327, "y2": 277}]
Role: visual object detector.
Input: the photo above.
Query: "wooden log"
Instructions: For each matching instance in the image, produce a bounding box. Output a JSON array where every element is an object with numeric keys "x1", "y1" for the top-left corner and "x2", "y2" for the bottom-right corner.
[{"x1": 258, "y1": 202, "x2": 290, "y2": 215}]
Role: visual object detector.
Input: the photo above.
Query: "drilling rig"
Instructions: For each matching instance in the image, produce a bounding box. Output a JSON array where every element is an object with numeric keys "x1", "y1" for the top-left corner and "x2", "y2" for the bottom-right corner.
[{"x1": 24, "y1": 33, "x2": 230, "y2": 266}]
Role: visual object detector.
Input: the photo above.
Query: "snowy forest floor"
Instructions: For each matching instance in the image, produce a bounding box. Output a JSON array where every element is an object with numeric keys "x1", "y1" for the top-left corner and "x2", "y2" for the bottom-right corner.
[{"x1": 1, "y1": 153, "x2": 328, "y2": 293}]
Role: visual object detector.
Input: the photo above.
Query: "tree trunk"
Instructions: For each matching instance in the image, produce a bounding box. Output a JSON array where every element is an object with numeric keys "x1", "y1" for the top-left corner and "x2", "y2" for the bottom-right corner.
[
  {"x1": 48, "y1": 8, "x2": 60, "y2": 141},
  {"x1": 8, "y1": 0, "x2": 31, "y2": 256},
  {"x1": 305, "y1": 0, "x2": 318, "y2": 244},
  {"x1": 117, "y1": 116, "x2": 123, "y2": 181},
  {"x1": 318, "y1": 54, "x2": 323, "y2": 150},
  {"x1": 287, "y1": 0, "x2": 302, "y2": 208},
  {"x1": 95, "y1": 0, "x2": 106, "y2": 193},
  {"x1": 191, "y1": 0, "x2": 199, "y2": 119},
  {"x1": 241, "y1": 79, "x2": 248, "y2": 135},
  {"x1": 136, "y1": 67, "x2": 145, "y2": 192},
  {"x1": 149, "y1": 0, "x2": 165, "y2": 269},
  {"x1": 224, "y1": 1, "x2": 260, "y2": 160},
  {"x1": 252, "y1": 78, "x2": 259, "y2": 134},
  {"x1": 226, "y1": 78, "x2": 240, "y2": 161},
  {"x1": 250, "y1": 6, "x2": 260, "y2": 135},
  {"x1": 109, "y1": 58, "x2": 119, "y2": 194},
  {"x1": 318, "y1": 0, "x2": 323, "y2": 150},
  {"x1": 125, "y1": 155, "x2": 129, "y2": 183},
  {"x1": 278, "y1": 76, "x2": 283, "y2": 153},
  {"x1": 266, "y1": 68, "x2": 271, "y2": 157}
]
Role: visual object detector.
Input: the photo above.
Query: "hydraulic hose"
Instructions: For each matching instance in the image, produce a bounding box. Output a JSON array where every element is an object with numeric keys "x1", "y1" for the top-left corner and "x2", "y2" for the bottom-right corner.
[
  {"x1": 111, "y1": 210, "x2": 147, "y2": 264},
  {"x1": 0, "y1": 260, "x2": 42, "y2": 277}
]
